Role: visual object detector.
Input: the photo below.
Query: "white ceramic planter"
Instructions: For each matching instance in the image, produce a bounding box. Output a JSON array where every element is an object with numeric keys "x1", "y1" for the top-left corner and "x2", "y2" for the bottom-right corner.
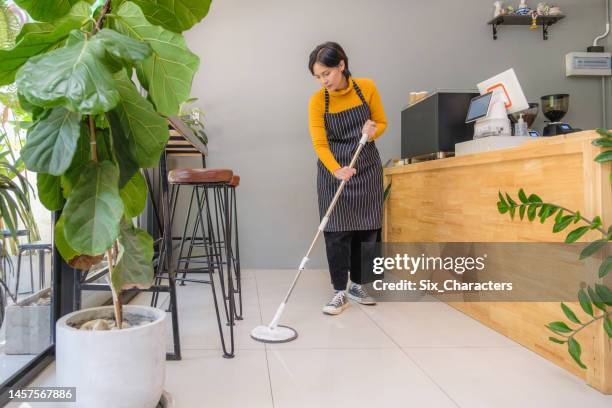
[{"x1": 56, "y1": 305, "x2": 166, "y2": 408}]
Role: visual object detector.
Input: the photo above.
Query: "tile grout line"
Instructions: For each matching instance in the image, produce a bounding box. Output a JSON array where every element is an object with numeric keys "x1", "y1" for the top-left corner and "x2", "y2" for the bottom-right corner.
[
  {"x1": 356, "y1": 303, "x2": 463, "y2": 408},
  {"x1": 254, "y1": 270, "x2": 277, "y2": 408}
]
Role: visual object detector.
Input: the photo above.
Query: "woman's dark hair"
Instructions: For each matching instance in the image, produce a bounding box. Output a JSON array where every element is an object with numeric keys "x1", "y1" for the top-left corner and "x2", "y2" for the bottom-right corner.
[{"x1": 308, "y1": 42, "x2": 351, "y2": 79}]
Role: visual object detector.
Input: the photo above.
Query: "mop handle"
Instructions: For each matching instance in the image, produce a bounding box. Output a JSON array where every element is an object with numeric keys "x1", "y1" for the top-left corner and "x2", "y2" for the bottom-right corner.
[{"x1": 280, "y1": 133, "x2": 370, "y2": 305}]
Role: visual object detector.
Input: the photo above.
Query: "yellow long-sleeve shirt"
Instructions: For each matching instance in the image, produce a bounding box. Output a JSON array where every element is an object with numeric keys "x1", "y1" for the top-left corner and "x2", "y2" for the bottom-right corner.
[{"x1": 308, "y1": 77, "x2": 387, "y2": 174}]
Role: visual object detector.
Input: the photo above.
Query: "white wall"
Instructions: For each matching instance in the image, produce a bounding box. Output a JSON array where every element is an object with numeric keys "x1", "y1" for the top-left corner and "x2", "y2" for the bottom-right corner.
[{"x1": 182, "y1": 0, "x2": 611, "y2": 268}]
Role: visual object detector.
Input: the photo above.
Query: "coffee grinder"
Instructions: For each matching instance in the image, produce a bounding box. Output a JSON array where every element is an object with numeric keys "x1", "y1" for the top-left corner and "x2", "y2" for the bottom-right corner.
[{"x1": 541, "y1": 94, "x2": 580, "y2": 136}]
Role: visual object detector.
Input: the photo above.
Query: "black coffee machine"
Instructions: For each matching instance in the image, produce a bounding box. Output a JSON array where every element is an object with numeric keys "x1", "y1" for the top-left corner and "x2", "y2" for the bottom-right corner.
[{"x1": 541, "y1": 94, "x2": 580, "y2": 136}]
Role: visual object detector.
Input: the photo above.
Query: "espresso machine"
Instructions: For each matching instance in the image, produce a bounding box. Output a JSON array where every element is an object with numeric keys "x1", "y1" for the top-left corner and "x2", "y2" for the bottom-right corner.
[{"x1": 541, "y1": 94, "x2": 580, "y2": 136}]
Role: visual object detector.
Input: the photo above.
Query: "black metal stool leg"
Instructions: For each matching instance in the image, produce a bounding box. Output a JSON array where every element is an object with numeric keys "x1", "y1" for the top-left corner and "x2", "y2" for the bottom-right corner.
[
  {"x1": 218, "y1": 185, "x2": 241, "y2": 321},
  {"x1": 215, "y1": 186, "x2": 237, "y2": 326},
  {"x1": 222, "y1": 185, "x2": 237, "y2": 338},
  {"x1": 15, "y1": 250, "x2": 22, "y2": 296},
  {"x1": 195, "y1": 185, "x2": 234, "y2": 358},
  {"x1": 201, "y1": 187, "x2": 231, "y2": 324},
  {"x1": 151, "y1": 184, "x2": 178, "y2": 307},
  {"x1": 169, "y1": 183, "x2": 180, "y2": 226},
  {"x1": 214, "y1": 184, "x2": 242, "y2": 321},
  {"x1": 160, "y1": 153, "x2": 181, "y2": 359},
  {"x1": 177, "y1": 186, "x2": 197, "y2": 285},
  {"x1": 28, "y1": 249, "x2": 33, "y2": 293},
  {"x1": 167, "y1": 267, "x2": 181, "y2": 360},
  {"x1": 181, "y1": 188, "x2": 208, "y2": 281},
  {"x1": 230, "y1": 185, "x2": 243, "y2": 320},
  {"x1": 38, "y1": 249, "x2": 45, "y2": 290}
]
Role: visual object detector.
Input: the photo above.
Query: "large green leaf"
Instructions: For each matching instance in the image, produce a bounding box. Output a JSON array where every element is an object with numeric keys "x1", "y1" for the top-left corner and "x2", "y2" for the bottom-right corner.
[
  {"x1": 14, "y1": 0, "x2": 94, "y2": 22},
  {"x1": 95, "y1": 128, "x2": 113, "y2": 162},
  {"x1": 55, "y1": 215, "x2": 105, "y2": 270},
  {"x1": 17, "y1": 91, "x2": 45, "y2": 121},
  {"x1": 21, "y1": 107, "x2": 81, "y2": 175},
  {"x1": 0, "y1": 1, "x2": 91, "y2": 85},
  {"x1": 37, "y1": 173, "x2": 65, "y2": 211},
  {"x1": 114, "y1": 0, "x2": 212, "y2": 33},
  {"x1": 61, "y1": 122, "x2": 91, "y2": 197},
  {"x1": 111, "y1": 219, "x2": 154, "y2": 292},
  {"x1": 120, "y1": 170, "x2": 147, "y2": 218},
  {"x1": 112, "y1": 1, "x2": 200, "y2": 116},
  {"x1": 106, "y1": 70, "x2": 168, "y2": 168},
  {"x1": 109, "y1": 128, "x2": 139, "y2": 188},
  {"x1": 54, "y1": 215, "x2": 80, "y2": 262},
  {"x1": 16, "y1": 30, "x2": 120, "y2": 114},
  {"x1": 63, "y1": 161, "x2": 124, "y2": 255},
  {"x1": 94, "y1": 28, "x2": 152, "y2": 68}
]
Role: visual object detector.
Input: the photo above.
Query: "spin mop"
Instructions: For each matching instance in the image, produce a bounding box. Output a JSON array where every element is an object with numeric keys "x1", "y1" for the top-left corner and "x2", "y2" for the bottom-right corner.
[{"x1": 251, "y1": 133, "x2": 370, "y2": 343}]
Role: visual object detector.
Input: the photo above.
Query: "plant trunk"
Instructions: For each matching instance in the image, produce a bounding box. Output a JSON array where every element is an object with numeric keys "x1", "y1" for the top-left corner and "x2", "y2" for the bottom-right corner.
[
  {"x1": 107, "y1": 248, "x2": 122, "y2": 328},
  {"x1": 90, "y1": 115, "x2": 123, "y2": 326}
]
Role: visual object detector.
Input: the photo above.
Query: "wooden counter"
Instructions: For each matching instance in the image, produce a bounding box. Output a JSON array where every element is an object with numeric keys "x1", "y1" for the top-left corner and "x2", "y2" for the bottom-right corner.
[{"x1": 383, "y1": 130, "x2": 611, "y2": 393}]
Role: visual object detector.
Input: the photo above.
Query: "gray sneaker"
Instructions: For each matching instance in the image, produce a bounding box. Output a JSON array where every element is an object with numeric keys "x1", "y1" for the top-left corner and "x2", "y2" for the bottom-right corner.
[
  {"x1": 322, "y1": 291, "x2": 349, "y2": 315},
  {"x1": 347, "y1": 283, "x2": 376, "y2": 305}
]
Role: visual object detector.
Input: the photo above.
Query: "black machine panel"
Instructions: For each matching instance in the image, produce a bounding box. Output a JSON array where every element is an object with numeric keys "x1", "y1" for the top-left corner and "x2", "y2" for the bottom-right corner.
[{"x1": 401, "y1": 92, "x2": 478, "y2": 159}]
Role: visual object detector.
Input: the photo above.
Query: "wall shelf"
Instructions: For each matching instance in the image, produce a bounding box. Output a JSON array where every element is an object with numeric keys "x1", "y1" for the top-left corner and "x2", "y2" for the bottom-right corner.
[{"x1": 487, "y1": 14, "x2": 565, "y2": 40}]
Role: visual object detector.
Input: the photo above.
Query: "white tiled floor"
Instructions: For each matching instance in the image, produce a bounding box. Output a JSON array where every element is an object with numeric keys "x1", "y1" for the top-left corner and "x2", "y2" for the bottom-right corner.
[{"x1": 8, "y1": 269, "x2": 612, "y2": 408}]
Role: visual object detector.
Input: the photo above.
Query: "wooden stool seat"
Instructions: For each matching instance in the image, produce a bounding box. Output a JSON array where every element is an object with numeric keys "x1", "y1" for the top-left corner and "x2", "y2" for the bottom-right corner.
[
  {"x1": 229, "y1": 175, "x2": 240, "y2": 187},
  {"x1": 168, "y1": 168, "x2": 233, "y2": 184}
]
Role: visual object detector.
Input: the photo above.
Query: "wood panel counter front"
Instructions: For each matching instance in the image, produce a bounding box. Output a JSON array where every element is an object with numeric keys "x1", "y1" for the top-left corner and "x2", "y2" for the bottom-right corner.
[{"x1": 383, "y1": 130, "x2": 611, "y2": 393}]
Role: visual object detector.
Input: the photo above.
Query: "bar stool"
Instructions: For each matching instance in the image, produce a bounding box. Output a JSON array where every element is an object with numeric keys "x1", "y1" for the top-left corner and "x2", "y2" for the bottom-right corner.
[
  {"x1": 15, "y1": 242, "x2": 52, "y2": 295},
  {"x1": 175, "y1": 173, "x2": 243, "y2": 321},
  {"x1": 168, "y1": 168, "x2": 237, "y2": 358},
  {"x1": 0, "y1": 229, "x2": 29, "y2": 288}
]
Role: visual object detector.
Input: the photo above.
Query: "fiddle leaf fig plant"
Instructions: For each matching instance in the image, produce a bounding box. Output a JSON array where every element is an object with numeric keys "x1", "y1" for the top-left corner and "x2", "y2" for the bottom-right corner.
[
  {"x1": 111, "y1": 0, "x2": 211, "y2": 33},
  {"x1": 497, "y1": 128, "x2": 612, "y2": 369},
  {"x1": 2, "y1": 0, "x2": 211, "y2": 327},
  {"x1": 13, "y1": 0, "x2": 94, "y2": 23}
]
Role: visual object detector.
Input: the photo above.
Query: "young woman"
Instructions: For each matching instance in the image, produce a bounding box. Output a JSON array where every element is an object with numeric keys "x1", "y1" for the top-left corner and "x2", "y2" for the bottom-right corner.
[{"x1": 308, "y1": 42, "x2": 387, "y2": 315}]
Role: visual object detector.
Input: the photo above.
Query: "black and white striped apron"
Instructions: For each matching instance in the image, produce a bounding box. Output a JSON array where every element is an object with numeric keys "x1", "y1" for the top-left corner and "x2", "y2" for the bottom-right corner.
[{"x1": 316, "y1": 80, "x2": 383, "y2": 232}]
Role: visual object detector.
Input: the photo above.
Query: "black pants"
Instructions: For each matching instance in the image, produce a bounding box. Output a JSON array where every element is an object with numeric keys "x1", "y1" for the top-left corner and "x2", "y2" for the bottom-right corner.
[{"x1": 323, "y1": 229, "x2": 380, "y2": 291}]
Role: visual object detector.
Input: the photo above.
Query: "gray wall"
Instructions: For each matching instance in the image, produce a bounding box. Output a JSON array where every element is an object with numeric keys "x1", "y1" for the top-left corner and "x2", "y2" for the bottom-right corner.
[{"x1": 181, "y1": 0, "x2": 611, "y2": 269}]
